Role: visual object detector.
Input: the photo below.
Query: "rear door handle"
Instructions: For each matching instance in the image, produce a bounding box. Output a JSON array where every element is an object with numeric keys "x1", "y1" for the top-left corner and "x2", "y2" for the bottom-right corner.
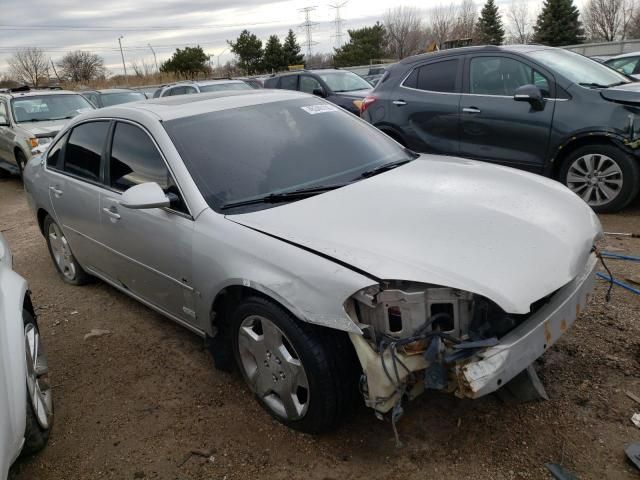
[
  {"x1": 49, "y1": 186, "x2": 63, "y2": 197},
  {"x1": 102, "y1": 207, "x2": 121, "y2": 220},
  {"x1": 393, "y1": 100, "x2": 407, "y2": 106},
  {"x1": 462, "y1": 107, "x2": 481, "y2": 114}
]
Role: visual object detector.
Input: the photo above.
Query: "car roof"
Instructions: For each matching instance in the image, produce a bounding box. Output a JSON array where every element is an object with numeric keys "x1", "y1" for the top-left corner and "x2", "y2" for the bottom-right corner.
[
  {"x1": 80, "y1": 89, "x2": 309, "y2": 122},
  {"x1": 95, "y1": 88, "x2": 141, "y2": 94},
  {"x1": 399, "y1": 44, "x2": 554, "y2": 65},
  {"x1": 0, "y1": 89, "x2": 80, "y2": 99},
  {"x1": 166, "y1": 79, "x2": 245, "y2": 88}
]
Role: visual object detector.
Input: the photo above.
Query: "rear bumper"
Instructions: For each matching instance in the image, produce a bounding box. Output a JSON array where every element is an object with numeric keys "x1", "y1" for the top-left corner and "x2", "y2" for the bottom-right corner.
[{"x1": 456, "y1": 253, "x2": 598, "y2": 398}]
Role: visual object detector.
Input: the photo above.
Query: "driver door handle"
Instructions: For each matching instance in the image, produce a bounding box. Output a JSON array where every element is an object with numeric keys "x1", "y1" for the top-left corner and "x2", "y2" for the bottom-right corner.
[
  {"x1": 462, "y1": 107, "x2": 481, "y2": 114},
  {"x1": 393, "y1": 100, "x2": 407, "y2": 106},
  {"x1": 49, "y1": 186, "x2": 63, "y2": 197},
  {"x1": 102, "y1": 207, "x2": 121, "y2": 220}
]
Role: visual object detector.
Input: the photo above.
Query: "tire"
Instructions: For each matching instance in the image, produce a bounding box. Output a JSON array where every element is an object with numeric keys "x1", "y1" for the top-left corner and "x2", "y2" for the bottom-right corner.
[
  {"x1": 43, "y1": 215, "x2": 92, "y2": 285},
  {"x1": 15, "y1": 150, "x2": 27, "y2": 180},
  {"x1": 21, "y1": 309, "x2": 53, "y2": 456},
  {"x1": 559, "y1": 144, "x2": 640, "y2": 213},
  {"x1": 231, "y1": 296, "x2": 360, "y2": 433}
]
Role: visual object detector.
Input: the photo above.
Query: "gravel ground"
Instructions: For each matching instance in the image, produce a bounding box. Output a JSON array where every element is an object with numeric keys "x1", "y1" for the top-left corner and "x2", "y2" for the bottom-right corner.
[{"x1": 2, "y1": 175, "x2": 639, "y2": 480}]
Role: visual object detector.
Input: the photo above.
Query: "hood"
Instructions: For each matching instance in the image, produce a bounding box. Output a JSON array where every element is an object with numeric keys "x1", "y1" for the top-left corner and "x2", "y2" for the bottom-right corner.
[
  {"x1": 333, "y1": 88, "x2": 371, "y2": 99},
  {"x1": 600, "y1": 82, "x2": 640, "y2": 105},
  {"x1": 229, "y1": 156, "x2": 602, "y2": 314},
  {"x1": 17, "y1": 119, "x2": 67, "y2": 138}
]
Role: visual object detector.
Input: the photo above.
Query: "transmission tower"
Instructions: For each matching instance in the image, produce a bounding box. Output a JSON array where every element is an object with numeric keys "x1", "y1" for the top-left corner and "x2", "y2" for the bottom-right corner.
[
  {"x1": 299, "y1": 6, "x2": 318, "y2": 58},
  {"x1": 329, "y1": 1, "x2": 348, "y2": 49}
]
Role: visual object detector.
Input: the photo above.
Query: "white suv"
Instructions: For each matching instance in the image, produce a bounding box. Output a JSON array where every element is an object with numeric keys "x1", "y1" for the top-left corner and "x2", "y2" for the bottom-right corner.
[
  {"x1": 155, "y1": 79, "x2": 253, "y2": 97},
  {"x1": 0, "y1": 89, "x2": 94, "y2": 177},
  {"x1": 0, "y1": 234, "x2": 52, "y2": 478}
]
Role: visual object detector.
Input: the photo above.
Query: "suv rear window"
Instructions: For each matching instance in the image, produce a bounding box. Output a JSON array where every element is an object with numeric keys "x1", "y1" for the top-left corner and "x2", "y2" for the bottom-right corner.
[{"x1": 403, "y1": 60, "x2": 459, "y2": 93}]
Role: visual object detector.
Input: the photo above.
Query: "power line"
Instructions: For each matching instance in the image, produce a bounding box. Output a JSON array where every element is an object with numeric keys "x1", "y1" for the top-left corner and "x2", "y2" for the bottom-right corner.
[
  {"x1": 298, "y1": 6, "x2": 318, "y2": 58},
  {"x1": 329, "y1": 1, "x2": 348, "y2": 49},
  {"x1": 0, "y1": 20, "x2": 284, "y2": 32}
]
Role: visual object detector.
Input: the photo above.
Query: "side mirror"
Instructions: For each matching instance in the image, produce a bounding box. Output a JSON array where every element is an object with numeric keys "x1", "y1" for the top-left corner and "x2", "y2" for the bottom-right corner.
[
  {"x1": 120, "y1": 182, "x2": 170, "y2": 210},
  {"x1": 312, "y1": 87, "x2": 326, "y2": 98},
  {"x1": 514, "y1": 84, "x2": 544, "y2": 110}
]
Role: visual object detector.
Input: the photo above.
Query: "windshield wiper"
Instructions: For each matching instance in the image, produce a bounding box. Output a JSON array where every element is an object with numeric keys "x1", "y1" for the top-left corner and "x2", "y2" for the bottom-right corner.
[
  {"x1": 358, "y1": 157, "x2": 415, "y2": 179},
  {"x1": 579, "y1": 81, "x2": 626, "y2": 89},
  {"x1": 220, "y1": 184, "x2": 346, "y2": 210}
]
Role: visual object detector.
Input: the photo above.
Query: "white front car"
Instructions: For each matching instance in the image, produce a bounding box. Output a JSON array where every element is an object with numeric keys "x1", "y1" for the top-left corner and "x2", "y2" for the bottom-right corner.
[{"x1": 0, "y1": 235, "x2": 52, "y2": 478}]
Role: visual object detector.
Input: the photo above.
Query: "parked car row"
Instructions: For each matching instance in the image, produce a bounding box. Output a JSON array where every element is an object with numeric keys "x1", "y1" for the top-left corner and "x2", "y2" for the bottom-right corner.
[{"x1": 17, "y1": 85, "x2": 600, "y2": 438}]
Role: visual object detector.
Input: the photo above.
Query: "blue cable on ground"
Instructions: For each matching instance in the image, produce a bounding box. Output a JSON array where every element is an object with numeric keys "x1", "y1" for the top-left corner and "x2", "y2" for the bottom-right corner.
[{"x1": 596, "y1": 272, "x2": 640, "y2": 296}]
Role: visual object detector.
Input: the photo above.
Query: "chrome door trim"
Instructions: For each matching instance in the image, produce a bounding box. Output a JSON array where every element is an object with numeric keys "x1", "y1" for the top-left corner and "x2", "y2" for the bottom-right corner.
[{"x1": 64, "y1": 224, "x2": 194, "y2": 292}]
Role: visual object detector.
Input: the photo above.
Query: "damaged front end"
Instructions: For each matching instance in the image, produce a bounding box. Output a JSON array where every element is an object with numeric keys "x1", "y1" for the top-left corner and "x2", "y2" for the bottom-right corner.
[{"x1": 345, "y1": 253, "x2": 598, "y2": 417}]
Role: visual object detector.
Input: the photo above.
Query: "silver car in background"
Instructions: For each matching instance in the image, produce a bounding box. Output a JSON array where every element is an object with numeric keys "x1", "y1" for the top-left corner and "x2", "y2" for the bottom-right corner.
[
  {"x1": 0, "y1": 90, "x2": 94, "y2": 177},
  {"x1": 0, "y1": 234, "x2": 53, "y2": 478},
  {"x1": 23, "y1": 90, "x2": 601, "y2": 433}
]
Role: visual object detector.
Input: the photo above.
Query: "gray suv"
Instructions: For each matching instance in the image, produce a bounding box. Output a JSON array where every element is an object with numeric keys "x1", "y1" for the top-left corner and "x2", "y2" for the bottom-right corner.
[
  {"x1": 361, "y1": 45, "x2": 640, "y2": 212},
  {"x1": 0, "y1": 90, "x2": 94, "y2": 177}
]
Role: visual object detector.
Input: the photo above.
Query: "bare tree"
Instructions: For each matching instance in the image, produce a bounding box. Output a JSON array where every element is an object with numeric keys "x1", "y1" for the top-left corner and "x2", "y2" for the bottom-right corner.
[
  {"x1": 427, "y1": 5, "x2": 457, "y2": 45},
  {"x1": 58, "y1": 51, "x2": 107, "y2": 82},
  {"x1": 130, "y1": 59, "x2": 155, "y2": 77},
  {"x1": 583, "y1": 0, "x2": 636, "y2": 41},
  {"x1": 384, "y1": 6, "x2": 424, "y2": 59},
  {"x1": 506, "y1": 0, "x2": 533, "y2": 43},
  {"x1": 452, "y1": 0, "x2": 477, "y2": 40},
  {"x1": 8, "y1": 47, "x2": 49, "y2": 87}
]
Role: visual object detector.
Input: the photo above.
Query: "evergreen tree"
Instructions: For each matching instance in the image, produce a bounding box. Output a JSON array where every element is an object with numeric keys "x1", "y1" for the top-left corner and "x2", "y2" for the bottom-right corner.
[
  {"x1": 262, "y1": 35, "x2": 286, "y2": 72},
  {"x1": 533, "y1": 0, "x2": 584, "y2": 46},
  {"x1": 476, "y1": 0, "x2": 505, "y2": 45},
  {"x1": 160, "y1": 46, "x2": 208, "y2": 78},
  {"x1": 282, "y1": 30, "x2": 304, "y2": 67},
  {"x1": 333, "y1": 23, "x2": 386, "y2": 67},
  {"x1": 228, "y1": 30, "x2": 263, "y2": 74}
]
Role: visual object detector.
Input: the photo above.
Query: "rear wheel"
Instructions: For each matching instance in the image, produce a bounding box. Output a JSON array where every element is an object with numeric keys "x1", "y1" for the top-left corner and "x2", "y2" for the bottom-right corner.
[
  {"x1": 560, "y1": 144, "x2": 640, "y2": 213},
  {"x1": 22, "y1": 309, "x2": 53, "y2": 455},
  {"x1": 231, "y1": 296, "x2": 360, "y2": 433},
  {"x1": 43, "y1": 215, "x2": 91, "y2": 285}
]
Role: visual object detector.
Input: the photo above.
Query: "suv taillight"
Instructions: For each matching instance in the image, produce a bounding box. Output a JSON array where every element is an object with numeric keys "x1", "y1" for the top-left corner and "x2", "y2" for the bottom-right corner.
[{"x1": 359, "y1": 95, "x2": 377, "y2": 116}]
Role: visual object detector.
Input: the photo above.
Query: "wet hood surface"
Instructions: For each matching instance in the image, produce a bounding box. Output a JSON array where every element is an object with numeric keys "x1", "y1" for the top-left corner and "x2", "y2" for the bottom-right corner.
[{"x1": 229, "y1": 155, "x2": 602, "y2": 314}]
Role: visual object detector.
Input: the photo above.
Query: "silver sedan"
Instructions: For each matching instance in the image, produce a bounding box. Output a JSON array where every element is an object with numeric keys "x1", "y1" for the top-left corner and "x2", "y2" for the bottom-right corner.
[{"x1": 24, "y1": 90, "x2": 602, "y2": 433}]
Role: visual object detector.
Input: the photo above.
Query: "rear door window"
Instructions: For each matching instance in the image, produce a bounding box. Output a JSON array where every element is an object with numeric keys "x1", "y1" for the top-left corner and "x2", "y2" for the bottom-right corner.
[
  {"x1": 403, "y1": 59, "x2": 459, "y2": 93},
  {"x1": 300, "y1": 76, "x2": 322, "y2": 94},
  {"x1": 279, "y1": 75, "x2": 298, "y2": 90},
  {"x1": 64, "y1": 121, "x2": 109, "y2": 182}
]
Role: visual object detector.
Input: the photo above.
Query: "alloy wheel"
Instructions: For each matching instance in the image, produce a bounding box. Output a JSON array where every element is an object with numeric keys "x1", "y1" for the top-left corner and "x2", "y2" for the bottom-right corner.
[
  {"x1": 237, "y1": 315, "x2": 310, "y2": 420},
  {"x1": 566, "y1": 153, "x2": 623, "y2": 207},
  {"x1": 48, "y1": 222, "x2": 76, "y2": 281},
  {"x1": 24, "y1": 322, "x2": 53, "y2": 430}
]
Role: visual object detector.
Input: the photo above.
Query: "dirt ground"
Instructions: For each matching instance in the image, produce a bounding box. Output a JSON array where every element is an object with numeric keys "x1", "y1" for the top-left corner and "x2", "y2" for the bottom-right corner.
[{"x1": 2, "y1": 175, "x2": 639, "y2": 480}]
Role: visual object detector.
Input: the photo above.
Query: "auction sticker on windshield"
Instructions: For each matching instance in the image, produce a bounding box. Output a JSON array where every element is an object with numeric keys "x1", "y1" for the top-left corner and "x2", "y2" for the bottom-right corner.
[{"x1": 301, "y1": 105, "x2": 339, "y2": 115}]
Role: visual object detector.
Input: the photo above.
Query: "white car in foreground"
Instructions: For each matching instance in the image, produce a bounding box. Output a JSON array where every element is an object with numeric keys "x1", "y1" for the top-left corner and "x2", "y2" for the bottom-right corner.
[{"x1": 0, "y1": 234, "x2": 52, "y2": 478}]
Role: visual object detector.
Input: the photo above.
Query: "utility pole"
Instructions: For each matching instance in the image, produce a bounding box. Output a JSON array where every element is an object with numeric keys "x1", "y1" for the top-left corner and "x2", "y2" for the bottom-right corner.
[
  {"x1": 148, "y1": 43, "x2": 158, "y2": 71},
  {"x1": 217, "y1": 47, "x2": 229, "y2": 70},
  {"x1": 329, "y1": 1, "x2": 348, "y2": 49},
  {"x1": 49, "y1": 59, "x2": 61, "y2": 82},
  {"x1": 299, "y1": 6, "x2": 318, "y2": 59},
  {"x1": 118, "y1": 35, "x2": 128, "y2": 82}
]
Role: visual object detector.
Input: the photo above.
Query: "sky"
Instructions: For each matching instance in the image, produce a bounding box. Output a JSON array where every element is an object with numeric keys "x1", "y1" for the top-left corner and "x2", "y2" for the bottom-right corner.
[{"x1": 0, "y1": 0, "x2": 560, "y2": 77}]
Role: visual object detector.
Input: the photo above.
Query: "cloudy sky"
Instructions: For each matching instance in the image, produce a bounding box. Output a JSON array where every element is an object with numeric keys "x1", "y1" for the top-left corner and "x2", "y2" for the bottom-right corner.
[{"x1": 0, "y1": 0, "x2": 555, "y2": 76}]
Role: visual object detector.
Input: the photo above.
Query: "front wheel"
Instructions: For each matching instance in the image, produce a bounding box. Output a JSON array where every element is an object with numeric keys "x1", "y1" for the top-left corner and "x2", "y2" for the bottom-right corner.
[
  {"x1": 15, "y1": 150, "x2": 27, "y2": 180},
  {"x1": 22, "y1": 309, "x2": 53, "y2": 455},
  {"x1": 560, "y1": 144, "x2": 640, "y2": 213},
  {"x1": 231, "y1": 297, "x2": 360, "y2": 433}
]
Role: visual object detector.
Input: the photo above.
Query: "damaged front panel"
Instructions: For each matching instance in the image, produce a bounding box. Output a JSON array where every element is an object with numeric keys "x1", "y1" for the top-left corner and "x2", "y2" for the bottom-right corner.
[{"x1": 346, "y1": 253, "x2": 598, "y2": 416}]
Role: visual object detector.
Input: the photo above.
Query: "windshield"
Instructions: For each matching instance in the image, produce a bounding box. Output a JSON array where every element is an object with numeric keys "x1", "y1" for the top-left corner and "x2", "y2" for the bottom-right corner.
[
  {"x1": 164, "y1": 98, "x2": 411, "y2": 212},
  {"x1": 11, "y1": 94, "x2": 93, "y2": 123},
  {"x1": 101, "y1": 92, "x2": 146, "y2": 107},
  {"x1": 528, "y1": 49, "x2": 630, "y2": 88},
  {"x1": 199, "y1": 82, "x2": 253, "y2": 93},
  {"x1": 317, "y1": 71, "x2": 372, "y2": 92}
]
